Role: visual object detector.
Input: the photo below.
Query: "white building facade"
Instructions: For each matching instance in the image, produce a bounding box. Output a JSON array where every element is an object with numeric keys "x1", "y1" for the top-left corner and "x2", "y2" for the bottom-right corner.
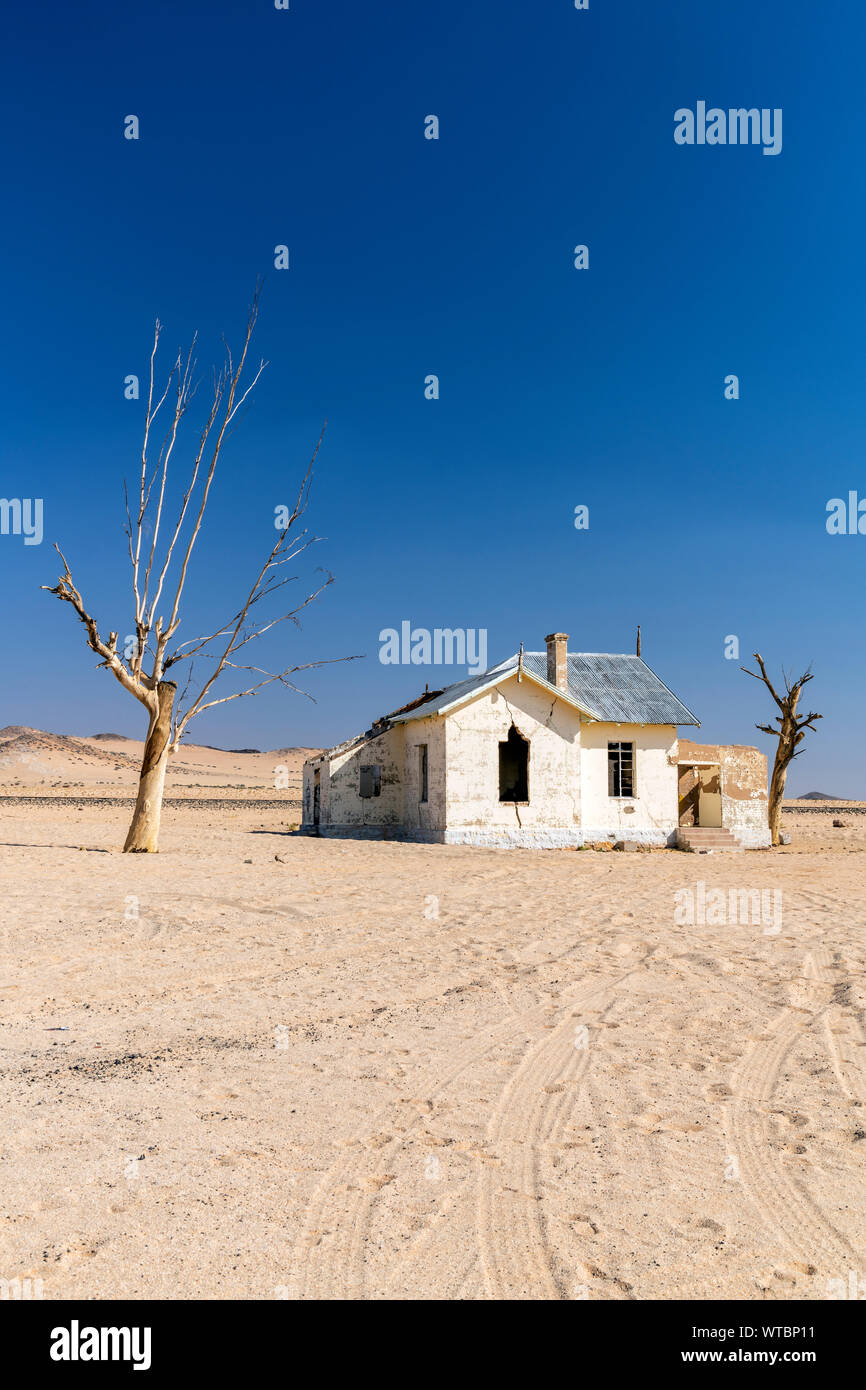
[{"x1": 302, "y1": 633, "x2": 770, "y2": 850}]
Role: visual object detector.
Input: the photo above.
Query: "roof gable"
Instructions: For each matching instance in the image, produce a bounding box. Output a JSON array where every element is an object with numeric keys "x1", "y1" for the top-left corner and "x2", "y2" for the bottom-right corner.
[{"x1": 388, "y1": 656, "x2": 602, "y2": 724}]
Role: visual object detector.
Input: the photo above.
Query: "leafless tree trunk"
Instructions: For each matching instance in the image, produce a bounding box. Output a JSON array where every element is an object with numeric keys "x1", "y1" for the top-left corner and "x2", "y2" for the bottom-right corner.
[
  {"x1": 123, "y1": 680, "x2": 176, "y2": 852},
  {"x1": 741, "y1": 653, "x2": 822, "y2": 846},
  {"x1": 43, "y1": 289, "x2": 358, "y2": 852}
]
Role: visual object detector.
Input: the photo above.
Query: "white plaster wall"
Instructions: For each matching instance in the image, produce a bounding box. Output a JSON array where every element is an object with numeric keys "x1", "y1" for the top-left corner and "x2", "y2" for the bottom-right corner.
[
  {"x1": 314, "y1": 725, "x2": 406, "y2": 828},
  {"x1": 580, "y1": 722, "x2": 679, "y2": 844},
  {"x1": 443, "y1": 675, "x2": 582, "y2": 840},
  {"x1": 721, "y1": 781, "x2": 771, "y2": 848},
  {"x1": 730, "y1": 822, "x2": 772, "y2": 849},
  {"x1": 401, "y1": 714, "x2": 447, "y2": 833}
]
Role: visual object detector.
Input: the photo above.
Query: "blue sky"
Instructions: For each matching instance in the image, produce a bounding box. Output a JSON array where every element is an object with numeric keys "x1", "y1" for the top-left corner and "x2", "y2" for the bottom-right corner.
[{"x1": 1, "y1": 0, "x2": 864, "y2": 794}]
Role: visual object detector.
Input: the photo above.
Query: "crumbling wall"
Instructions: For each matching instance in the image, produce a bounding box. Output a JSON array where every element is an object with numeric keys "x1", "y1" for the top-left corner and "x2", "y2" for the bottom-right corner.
[
  {"x1": 678, "y1": 740, "x2": 770, "y2": 848},
  {"x1": 306, "y1": 724, "x2": 406, "y2": 834},
  {"x1": 443, "y1": 674, "x2": 582, "y2": 848}
]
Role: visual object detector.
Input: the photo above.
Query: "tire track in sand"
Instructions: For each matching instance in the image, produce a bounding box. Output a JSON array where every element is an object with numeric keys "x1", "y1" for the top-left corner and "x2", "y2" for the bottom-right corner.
[
  {"x1": 290, "y1": 989, "x2": 566, "y2": 1298},
  {"x1": 476, "y1": 948, "x2": 652, "y2": 1300},
  {"x1": 291, "y1": 960, "x2": 641, "y2": 1299},
  {"x1": 816, "y1": 949, "x2": 866, "y2": 1101},
  {"x1": 726, "y1": 949, "x2": 863, "y2": 1274}
]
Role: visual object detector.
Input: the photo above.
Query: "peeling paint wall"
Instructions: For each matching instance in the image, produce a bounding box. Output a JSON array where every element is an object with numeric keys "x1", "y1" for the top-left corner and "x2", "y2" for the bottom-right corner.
[
  {"x1": 442, "y1": 673, "x2": 582, "y2": 846},
  {"x1": 580, "y1": 722, "x2": 679, "y2": 844},
  {"x1": 302, "y1": 759, "x2": 328, "y2": 825},
  {"x1": 400, "y1": 714, "x2": 447, "y2": 832},
  {"x1": 677, "y1": 740, "x2": 770, "y2": 848},
  {"x1": 309, "y1": 725, "x2": 406, "y2": 830}
]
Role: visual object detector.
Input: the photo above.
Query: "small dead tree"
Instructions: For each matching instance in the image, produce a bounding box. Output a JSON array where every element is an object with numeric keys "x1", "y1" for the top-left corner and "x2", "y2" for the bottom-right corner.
[
  {"x1": 43, "y1": 291, "x2": 354, "y2": 852},
  {"x1": 741, "y1": 653, "x2": 822, "y2": 846}
]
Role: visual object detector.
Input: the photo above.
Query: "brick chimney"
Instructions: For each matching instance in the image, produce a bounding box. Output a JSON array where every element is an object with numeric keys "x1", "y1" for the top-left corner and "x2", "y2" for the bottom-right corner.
[{"x1": 545, "y1": 632, "x2": 569, "y2": 691}]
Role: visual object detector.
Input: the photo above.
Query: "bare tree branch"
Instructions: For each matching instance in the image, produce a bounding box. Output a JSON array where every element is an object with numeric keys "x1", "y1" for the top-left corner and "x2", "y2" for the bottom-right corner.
[
  {"x1": 41, "y1": 545, "x2": 155, "y2": 711},
  {"x1": 740, "y1": 653, "x2": 785, "y2": 709},
  {"x1": 176, "y1": 655, "x2": 360, "y2": 724},
  {"x1": 743, "y1": 653, "x2": 822, "y2": 846},
  {"x1": 42, "y1": 287, "x2": 355, "y2": 852}
]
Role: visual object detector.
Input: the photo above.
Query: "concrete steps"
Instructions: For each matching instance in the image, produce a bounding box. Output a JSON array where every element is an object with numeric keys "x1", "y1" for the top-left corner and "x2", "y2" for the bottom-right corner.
[{"x1": 677, "y1": 826, "x2": 743, "y2": 853}]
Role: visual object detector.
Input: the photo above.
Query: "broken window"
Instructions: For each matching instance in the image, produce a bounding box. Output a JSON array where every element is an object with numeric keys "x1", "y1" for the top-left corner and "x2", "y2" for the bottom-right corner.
[
  {"x1": 417, "y1": 744, "x2": 428, "y2": 803},
  {"x1": 499, "y1": 726, "x2": 529, "y2": 802},
  {"x1": 608, "y1": 742, "x2": 635, "y2": 797},
  {"x1": 359, "y1": 764, "x2": 381, "y2": 798}
]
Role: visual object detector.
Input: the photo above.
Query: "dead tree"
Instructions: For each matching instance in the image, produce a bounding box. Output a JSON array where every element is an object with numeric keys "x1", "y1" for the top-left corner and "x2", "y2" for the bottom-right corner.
[
  {"x1": 741, "y1": 653, "x2": 822, "y2": 846},
  {"x1": 43, "y1": 290, "x2": 354, "y2": 852}
]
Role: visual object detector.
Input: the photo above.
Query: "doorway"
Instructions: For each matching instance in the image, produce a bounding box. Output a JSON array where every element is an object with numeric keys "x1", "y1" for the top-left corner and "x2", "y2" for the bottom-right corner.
[{"x1": 678, "y1": 763, "x2": 722, "y2": 827}]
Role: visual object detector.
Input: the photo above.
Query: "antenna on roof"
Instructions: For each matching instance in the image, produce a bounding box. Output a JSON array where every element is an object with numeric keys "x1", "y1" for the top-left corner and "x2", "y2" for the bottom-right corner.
[
  {"x1": 518, "y1": 642, "x2": 524, "y2": 682},
  {"x1": 636, "y1": 625, "x2": 642, "y2": 657}
]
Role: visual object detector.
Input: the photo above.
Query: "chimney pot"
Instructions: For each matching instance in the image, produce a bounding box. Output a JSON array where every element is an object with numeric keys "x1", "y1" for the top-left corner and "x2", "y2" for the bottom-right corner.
[{"x1": 544, "y1": 632, "x2": 569, "y2": 692}]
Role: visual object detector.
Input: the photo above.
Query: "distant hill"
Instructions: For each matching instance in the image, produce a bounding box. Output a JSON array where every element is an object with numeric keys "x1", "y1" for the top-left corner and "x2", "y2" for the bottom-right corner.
[
  {"x1": 201, "y1": 745, "x2": 261, "y2": 754},
  {"x1": 0, "y1": 725, "x2": 318, "y2": 792},
  {"x1": 795, "y1": 791, "x2": 851, "y2": 801}
]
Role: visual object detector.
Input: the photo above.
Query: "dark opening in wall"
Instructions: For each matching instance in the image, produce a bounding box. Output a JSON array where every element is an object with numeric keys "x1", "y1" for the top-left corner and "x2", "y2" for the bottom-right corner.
[
  {"x1": 499, "y1": 725, "x2": 529, "y2": 802},
  {"x1": 359, "y1": 764, "x2": 381, "y2": 798}
]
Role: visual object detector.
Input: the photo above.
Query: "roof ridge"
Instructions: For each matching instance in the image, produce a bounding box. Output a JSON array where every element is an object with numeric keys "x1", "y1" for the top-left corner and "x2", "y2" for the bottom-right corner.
[{"x1": 524, "y1": 650, "x2": 641, "y2": 659}]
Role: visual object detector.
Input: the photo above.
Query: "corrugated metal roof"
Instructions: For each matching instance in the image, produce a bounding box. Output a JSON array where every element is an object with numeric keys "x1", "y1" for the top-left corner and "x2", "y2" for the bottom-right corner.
[
  {"x1": 522, "y1": 652, "x2": 700, "y2": 726},
  {"x1": 389, "y1": 651, "x2": 699, "y2": 727}
]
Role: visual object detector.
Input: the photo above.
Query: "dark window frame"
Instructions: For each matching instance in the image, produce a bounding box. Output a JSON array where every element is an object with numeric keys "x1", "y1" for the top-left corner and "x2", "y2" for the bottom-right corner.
[
  {"x1": 417, "y1": 744, "x2": 428, "y2": 803},
  {"x1": 608, "y1": 741, "x2": 635, "y2": 798}
]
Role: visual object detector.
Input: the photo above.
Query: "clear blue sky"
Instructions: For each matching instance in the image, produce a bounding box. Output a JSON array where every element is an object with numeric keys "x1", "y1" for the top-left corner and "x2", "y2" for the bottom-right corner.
[{"x1": 1, "y1": 0, "x2": 864, "y2": 794}]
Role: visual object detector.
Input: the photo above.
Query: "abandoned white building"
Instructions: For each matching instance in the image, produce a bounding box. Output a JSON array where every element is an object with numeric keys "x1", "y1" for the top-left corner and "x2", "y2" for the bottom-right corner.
[{"x1": 301, "y1": 633, "x2": 771, "y2": 850}]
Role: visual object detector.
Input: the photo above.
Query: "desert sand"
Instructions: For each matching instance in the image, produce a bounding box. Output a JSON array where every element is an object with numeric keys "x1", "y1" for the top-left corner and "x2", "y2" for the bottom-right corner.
[{"x1": 1, "y1": 730, "x2": 865, "y2": 1300}]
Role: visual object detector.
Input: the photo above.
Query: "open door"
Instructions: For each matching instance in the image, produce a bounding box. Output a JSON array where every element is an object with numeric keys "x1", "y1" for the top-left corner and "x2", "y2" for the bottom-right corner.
[{"x1": 678, "y1": 764, "x2": 722, "y2": 827}]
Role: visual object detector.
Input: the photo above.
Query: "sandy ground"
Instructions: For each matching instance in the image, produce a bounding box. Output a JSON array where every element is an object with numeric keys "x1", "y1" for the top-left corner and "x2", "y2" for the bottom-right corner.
[
  {"x1": 0, "y1": 725, "x2": 313, "y2": 798},
  {"x1": 1, "y1": 794, "x2": 865, "y2": 1302}
]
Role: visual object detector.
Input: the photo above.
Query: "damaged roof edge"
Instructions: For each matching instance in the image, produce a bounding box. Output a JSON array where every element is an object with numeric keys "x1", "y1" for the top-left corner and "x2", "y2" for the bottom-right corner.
[{"x1": 388, "y1": 658, "x2": 606, "y2": 724}]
